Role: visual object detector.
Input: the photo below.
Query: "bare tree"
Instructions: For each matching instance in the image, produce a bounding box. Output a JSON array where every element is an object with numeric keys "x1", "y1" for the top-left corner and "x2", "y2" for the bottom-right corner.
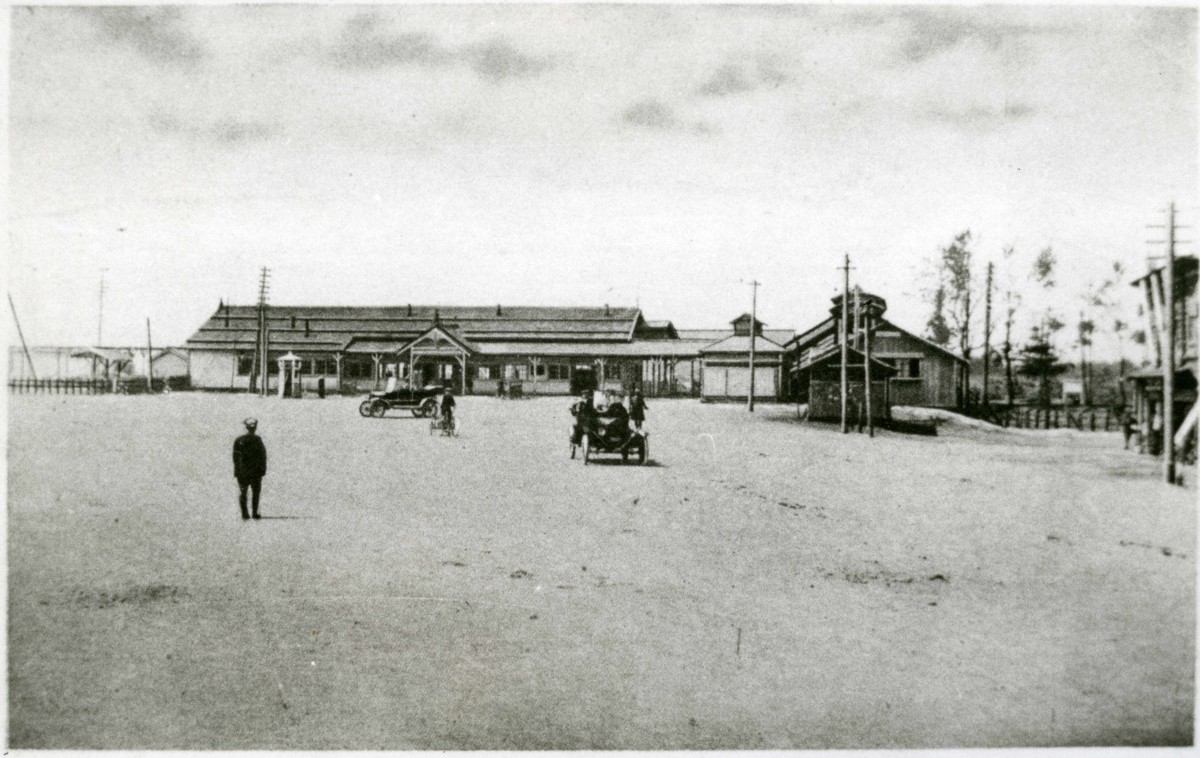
[
  {"x1": 999, "y1": 245, "x2": 1022, "y2": 405},
  {"x1": 924, "y1": 231, "x2": 976, "y2": 407}
]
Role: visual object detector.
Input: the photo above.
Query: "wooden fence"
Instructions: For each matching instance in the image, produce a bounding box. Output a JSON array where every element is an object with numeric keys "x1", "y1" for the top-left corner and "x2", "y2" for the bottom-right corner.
[
  {"x1": 8, "y1": 378, "x2": 111, "y2": 395},
  {"x1": 994, "y1": 405, "x2": 1117, "y2": 431}
]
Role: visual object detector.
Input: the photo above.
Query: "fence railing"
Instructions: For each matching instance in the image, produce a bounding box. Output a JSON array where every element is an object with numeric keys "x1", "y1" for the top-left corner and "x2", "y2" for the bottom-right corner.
[
  {"x1": 8, "y1": 378, "x2": 111, "y2": 395},
  {"x1": 991, "y1": 405, "x2": 1117, "y2": 431}
]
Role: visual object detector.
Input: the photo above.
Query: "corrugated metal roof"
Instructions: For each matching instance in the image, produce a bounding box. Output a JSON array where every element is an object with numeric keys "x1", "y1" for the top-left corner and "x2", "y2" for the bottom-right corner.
[
  {"x1": 187, "y1": 305, "x2": 642, "y2": 347},
  {"x1": 788, "y1": 316, "x2": 968, "y2": 364}
]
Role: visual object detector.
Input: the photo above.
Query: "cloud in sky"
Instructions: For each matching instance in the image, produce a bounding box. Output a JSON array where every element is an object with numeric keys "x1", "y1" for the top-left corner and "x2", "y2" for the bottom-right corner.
[
  {"x1": 87, "y1": 7, "x2": 205, "y2": 66},
  {"x1": 7, "y1": 5, "x2": 1196, "y2": 346},
  {"x1": 465, "y1": 39, "x2": 552, "y2": 83},
  {"x1": 696, "y1": 58, "x2": 791, "y2": 97},
  {"x1": 327, "y1": 13, "x2": 452, "y2": 69},
  {"x1": 325, "y1": 12, "x2": 551, "y2": 82},
  {"x1": 893, "y1": 9, "x2": 1056, "y2": 65},
  {"x1": 148, "y1": 111, "x2": 277, "y2": 146},
  {"x1": 621, "y1": 99, "x2": 678, "y2": 129},
  {"x1": 918, "y1": 101, "x2": 1038, "y2": 131}
]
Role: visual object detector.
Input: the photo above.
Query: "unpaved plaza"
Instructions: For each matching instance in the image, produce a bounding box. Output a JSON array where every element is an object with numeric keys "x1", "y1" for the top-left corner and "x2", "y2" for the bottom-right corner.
[{"x1": 7, "y1": 393, "x2": 1195, "y2": 748}]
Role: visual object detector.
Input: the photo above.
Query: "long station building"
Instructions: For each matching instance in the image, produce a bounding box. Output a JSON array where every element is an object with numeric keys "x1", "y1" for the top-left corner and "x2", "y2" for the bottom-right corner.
[{"x1": 184, "y1": 303, "x2": 791, "y2": 399}]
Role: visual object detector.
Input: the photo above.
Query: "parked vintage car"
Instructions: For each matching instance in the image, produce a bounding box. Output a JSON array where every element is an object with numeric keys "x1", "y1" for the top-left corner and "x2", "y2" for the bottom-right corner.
[
  {"x1": 358, "y1": 385, "x2": 442, "y2": 418},
  {"x1": 569, "y1": 400, "x2": 648, "y2": 465}
]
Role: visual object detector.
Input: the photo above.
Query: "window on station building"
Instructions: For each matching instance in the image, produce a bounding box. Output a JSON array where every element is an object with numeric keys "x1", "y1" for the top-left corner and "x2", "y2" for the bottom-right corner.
[
  {"x1": 547, "y1": 364, "x2": 569, "y2": 380},
  {"x1": 236, "y1": 353, "x2": 254, "y2": 376},
  {"x1": 309, "y1": 357, "x2": 334, "y2": 376},
  {"x1": 477, "y1": 366, "x2": 493, "y2": 380},
  {"x1": 342, "y1": 356, "x2": 373, "y2": 379},
  {"x1": 534, "y1": 362, "x2": 547, "y2": 378},
  {"x1": 506, "y1": 364, "x2": 528, "y2": 380}
]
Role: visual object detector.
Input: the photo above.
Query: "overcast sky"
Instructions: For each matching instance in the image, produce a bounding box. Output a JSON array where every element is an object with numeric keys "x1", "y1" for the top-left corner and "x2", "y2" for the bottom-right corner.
[{"x1": 7, "y1": 4, "x2": 1197, "y2": 352}]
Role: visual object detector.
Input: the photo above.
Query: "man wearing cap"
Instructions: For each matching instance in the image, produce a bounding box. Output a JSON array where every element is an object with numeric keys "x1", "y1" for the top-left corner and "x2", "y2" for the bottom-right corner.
[{"x1": 233, "y1": 418, "x2": 268, "y2": 520}]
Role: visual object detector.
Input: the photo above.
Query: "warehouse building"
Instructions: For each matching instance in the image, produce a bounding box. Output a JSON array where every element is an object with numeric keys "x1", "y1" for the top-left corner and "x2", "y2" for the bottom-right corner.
[{"x1": 786, "y1": 292, "x2": 967, "y2": 414}]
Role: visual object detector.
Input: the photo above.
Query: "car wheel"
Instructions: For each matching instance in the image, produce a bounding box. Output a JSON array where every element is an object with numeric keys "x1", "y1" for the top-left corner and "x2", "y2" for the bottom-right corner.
[{"x1": 359, "y1": 400, "x2": 373, "y2": 417}]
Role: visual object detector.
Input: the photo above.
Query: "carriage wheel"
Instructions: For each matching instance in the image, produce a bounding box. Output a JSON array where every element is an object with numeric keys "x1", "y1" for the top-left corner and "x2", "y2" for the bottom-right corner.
[
  {"x1": 359, "y1": 400, "x2": 373, "y2": 417},
  {"x1": 370, "y1": 401, "x2": 387, "y2": 418},
  {"x1": 582, "y1": 435, "x2": 591, "y2": 465},
  {"x1": 421, "y1": 399, "x2": 438, "y2": 418}
]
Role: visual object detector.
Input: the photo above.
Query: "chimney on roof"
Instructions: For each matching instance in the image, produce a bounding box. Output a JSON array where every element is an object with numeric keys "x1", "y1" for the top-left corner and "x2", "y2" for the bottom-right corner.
[
  {"x1": 222, "y1": 300, "x2": 229, "y2": 327},
  {"x1": 305, "y1": 319, "x2": 310, "y2": 337},
  {"x1": 496, "y1": 304, "x2": 502, "y2": 316},
  {"x1": 290, "y1": 315, "x2": 296, "y2": 328},
  {"x1": 434, "y1": 308, "x2": 440, "y2": 323},
  {"x1": 407, "y1": 304, "x2": 413, "y2": 316},
  {"x1": 604, "y1": 303, "x2": 610, "y2": 316}
]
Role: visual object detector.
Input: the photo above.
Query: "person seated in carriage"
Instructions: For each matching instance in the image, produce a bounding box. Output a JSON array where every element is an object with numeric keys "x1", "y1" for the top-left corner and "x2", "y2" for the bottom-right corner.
[{"x1": 597, "y1": 391, "x2": 630, "y2": 444}]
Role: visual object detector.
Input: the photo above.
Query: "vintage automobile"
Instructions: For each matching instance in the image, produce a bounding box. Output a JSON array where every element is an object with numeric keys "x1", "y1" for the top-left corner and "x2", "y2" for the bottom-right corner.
[
  {"x1": 358, "y1": 385, "x2": 442, "y2": 418},
  {"x1": 569, "y1": 402, "x2": 648, "y2": 465}
]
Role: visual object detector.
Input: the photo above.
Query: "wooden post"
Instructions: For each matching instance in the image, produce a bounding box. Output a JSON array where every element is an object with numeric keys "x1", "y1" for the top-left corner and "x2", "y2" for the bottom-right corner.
[
  {"x1": 8, "y1": 293, "x2": 38, "y2": 380},
  {"x1": 983, "y1": 262, "x2": 993, "y2": 408},
  {"x1": 840, "y1": 255, "x2": 850, "y2": 433},
  {"x1": 146, "y1": 318, "x2": 154, "y2": 394},
  {"x1": 865, "y1": 305, "x2": 874, "y2": 438},
  {"x1": 1164, "y1": 202, "x2": 1177, "y2": 484},
  {"x1": 748, "y1": 280, "x2": 760, "y2": 412}
]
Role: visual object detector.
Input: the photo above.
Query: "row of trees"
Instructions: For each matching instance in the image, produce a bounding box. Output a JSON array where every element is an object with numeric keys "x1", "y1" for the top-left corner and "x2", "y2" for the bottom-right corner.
[{"x1": 924, "y1": 231, "x2": 1142, "y2": 409}]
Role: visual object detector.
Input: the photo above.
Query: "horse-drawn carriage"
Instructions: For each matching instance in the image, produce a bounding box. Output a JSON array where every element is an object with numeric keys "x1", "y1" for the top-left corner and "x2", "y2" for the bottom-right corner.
[{"x1": 358, "y1": 385, "x2": 442, "y2": 418}]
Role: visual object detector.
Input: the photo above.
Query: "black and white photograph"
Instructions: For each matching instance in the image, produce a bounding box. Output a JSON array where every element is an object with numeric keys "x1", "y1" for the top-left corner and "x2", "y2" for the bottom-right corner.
[{"x1": 5, "y1": 3, "x2": 1197, "y2": 749}]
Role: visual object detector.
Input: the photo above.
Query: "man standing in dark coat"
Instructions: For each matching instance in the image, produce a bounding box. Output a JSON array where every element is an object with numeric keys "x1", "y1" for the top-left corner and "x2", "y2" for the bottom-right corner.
[
  {"x1": 629, "y1": 389, "x2": 648, "y2": 430},
  {"x1": 233, "y1": 418, "x2": 267, "y2": 520}
]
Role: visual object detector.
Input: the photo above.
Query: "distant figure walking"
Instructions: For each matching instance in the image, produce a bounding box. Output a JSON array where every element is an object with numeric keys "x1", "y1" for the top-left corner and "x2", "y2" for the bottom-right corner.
[
  {"x1": 629, "y1": 389, "x2": 648, "y2": 430},
  {"x1": 233, "y1": 418, "x2": 267, "y2": 520}
]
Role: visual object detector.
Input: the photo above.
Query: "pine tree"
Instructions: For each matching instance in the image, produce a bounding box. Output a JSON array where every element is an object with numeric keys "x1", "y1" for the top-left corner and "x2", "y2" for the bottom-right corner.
[{"x1": 1018, "y1": 326, "x2": 1070, "y2": 408}]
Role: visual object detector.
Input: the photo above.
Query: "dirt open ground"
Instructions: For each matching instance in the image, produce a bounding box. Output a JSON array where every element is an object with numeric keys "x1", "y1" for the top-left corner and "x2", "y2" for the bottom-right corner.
[{"x1": 6, "y1": 393, "x2": 1195, "y2": 749}]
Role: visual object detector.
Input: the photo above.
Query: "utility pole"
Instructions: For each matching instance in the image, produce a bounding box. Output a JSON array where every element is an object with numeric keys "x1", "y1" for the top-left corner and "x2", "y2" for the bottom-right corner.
[
  {"x1": 983, "y1": 262, "x2": 993, "y2": 408},
  {"x1": 146, "y1": 318, "x2": 154, "y2": 393},
  {"x1": 748, "y1": 279, "x2": 760, "y2": 412},
  {"x1": 853, "y1": 286, "x2": 863, "y2": 432},
  {"x1": 840, "y1": 255, "x2": 850, "y2": 434},
  {"x1": 8, "y1": 292, "x2": 37, "y2": 380},
  {"x1": 97, "y1": 268, "x2": 107, "y2": 345},
  {"x1": 864, "y1": 295, "x2": 876, "y2": 438},
  {"x1": 1164, "y1": 204, "x2": 1177, "y2": 484},
  {"x1": 1078, "y1": 309, "x2": 1088, "y2": 406},
  {"x1": 1147, "y1": 202, "x2": 1188, "y2": 484},
  {"x1": 256, "y1": 267, "x2": 271, "y2": 397}
]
